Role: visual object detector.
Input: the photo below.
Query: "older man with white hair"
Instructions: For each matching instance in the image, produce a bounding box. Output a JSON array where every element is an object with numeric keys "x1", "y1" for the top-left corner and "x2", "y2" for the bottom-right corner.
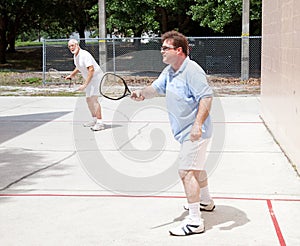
[{"x1": 66, "y1": 39, "x2": 105, "y2": 131}]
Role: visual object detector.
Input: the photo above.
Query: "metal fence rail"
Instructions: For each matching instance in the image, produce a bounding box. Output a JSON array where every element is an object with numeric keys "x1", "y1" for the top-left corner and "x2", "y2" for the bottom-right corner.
[{"x1": 42, "y1": 37, "x2": 261, "y2": 84}]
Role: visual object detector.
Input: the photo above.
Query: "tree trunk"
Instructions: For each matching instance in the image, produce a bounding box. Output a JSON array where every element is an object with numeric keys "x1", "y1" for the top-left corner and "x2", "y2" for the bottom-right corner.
[
  {"x1": 7, "y1": 33, "x2": 16, "y2": 53},
  {"x1": 7, "y1": 19, "x2": 18, "y2": 53},
  {"x1": 0, "y1": 42, "x2": 7, "y2": 64},
  {"x1": 178, "y1": 16, "x2": 191, "y2": 34},
  {"x1": 0, "y1": 17, "x2": 8, "y2": 64},
  {"x1": 133, "y1": 29, "x2": 143, "y2": 49},
  {"x1": 78, "y1": 28, "x2": 86, "y2": 48},
  {"x1": 156, "y1": 7, "x2": 168, "y2": 33}
]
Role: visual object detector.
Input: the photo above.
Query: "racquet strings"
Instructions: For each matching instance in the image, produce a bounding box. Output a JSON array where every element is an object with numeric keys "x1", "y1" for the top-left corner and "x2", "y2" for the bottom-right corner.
[
  {"x1": 101, "y1": 74, "x2": 127, "y2": 99},
  {"x1": 48, "y1": 68, "x2": 61, "y2": 80},
  {"x1": 48, "y1": 68, "x2": 72, "y2": 87}
]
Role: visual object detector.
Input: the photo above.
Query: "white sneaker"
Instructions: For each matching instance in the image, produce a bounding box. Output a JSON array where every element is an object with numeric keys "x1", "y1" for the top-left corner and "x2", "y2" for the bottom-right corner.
[
  {"x1": 183, "y1": 200, "x2": 215, "y2": 212},
  {"x1": 83, "y1": 120, "x2": 96, "y2": 127},
  {"x1": 91, "y1": 123, "x2": 105, "y2": 131},
  {"x1": 169, "y1": 217, "x2": 205, "y2": 236}
]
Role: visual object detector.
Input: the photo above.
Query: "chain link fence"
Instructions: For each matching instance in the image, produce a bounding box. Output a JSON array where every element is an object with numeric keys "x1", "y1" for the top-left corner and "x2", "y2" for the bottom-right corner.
[{"x1": 42, "y1": 37, "x2": 261, "y2": 84}]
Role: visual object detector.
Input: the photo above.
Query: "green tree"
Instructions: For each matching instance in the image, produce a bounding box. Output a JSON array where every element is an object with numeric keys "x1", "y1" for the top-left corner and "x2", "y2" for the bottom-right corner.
[
  {"x1": 154, "y1": 0, "x2": 216, "y2": 35},
  {"x1": 0, "y1": 0, "x2": 262, "y2": 65},
  {"x1": 106, "y1": 0, "x2": 159, "y2": 37},
  {"x1": 103, "y1": 0, "x2": 262, "y2": 37},
  {"x1": 0, "y1": 0, "x2": 99, "y2": 64},
  {"x1": 188, "y1": 0, "x2": 262, "y2": 35},
  {"x1": 45, "y1": 0, "x2": 98, "y2": 44},
  {"x1": 0, "y1": 0, "x2": 40, "y2": 63}
]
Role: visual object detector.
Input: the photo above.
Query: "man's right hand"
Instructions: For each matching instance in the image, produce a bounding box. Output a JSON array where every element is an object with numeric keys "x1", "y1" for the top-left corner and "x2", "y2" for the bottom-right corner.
[
  {"x1": 65, "y1": 75, "x2": 72, "y2": 80},
  {"x1": 130, "y1": 90, "x2": 145, "y2": 101}
]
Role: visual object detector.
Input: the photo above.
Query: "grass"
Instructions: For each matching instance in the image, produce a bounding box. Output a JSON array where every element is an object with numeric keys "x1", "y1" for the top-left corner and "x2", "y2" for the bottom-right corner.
[
  {"x1": 2, "y1": 47, "x2": 42, "y2": 71},
  {"x1": 0, "y1": 71, "x2": 42, "y2": 86},
  {"x1": 15, "y1": 41, "x2": 43, "y2": 47},
  {"x1": 19, "y1": 77, "x2": 42, "y2": 85},
  {"x1": 0, "y1": 46, "x2": 81, "y2": 96}
]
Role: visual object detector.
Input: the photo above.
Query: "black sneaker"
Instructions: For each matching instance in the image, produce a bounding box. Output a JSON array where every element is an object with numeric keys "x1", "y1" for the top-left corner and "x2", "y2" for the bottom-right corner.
[{"x1": 169, "y1": 217, "x2": 205, "y2": 236}]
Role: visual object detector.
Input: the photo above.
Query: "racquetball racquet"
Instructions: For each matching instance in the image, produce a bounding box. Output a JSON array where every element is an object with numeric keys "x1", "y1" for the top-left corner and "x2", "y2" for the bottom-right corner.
[
  {"x1": 48, "y1": 68, "x2": 62, "y2": 80},
  {"x1": 48, "y1": 68, "x2": 72, "y2": 87},
  {"x1": 100, "y1": 73, "x2": 131, "y2": 100}
]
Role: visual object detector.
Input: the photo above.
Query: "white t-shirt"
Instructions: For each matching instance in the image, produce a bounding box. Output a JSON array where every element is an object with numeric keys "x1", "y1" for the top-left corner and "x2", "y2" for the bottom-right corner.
[{"x1": 74, "y1": 49, "x2": 103, "y2": 82}]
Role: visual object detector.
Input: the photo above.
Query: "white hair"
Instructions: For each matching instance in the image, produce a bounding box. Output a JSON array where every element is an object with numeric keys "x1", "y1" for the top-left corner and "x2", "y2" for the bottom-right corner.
[{"x1": 68, "y1": 39, "x2": 79, "y2": 45}]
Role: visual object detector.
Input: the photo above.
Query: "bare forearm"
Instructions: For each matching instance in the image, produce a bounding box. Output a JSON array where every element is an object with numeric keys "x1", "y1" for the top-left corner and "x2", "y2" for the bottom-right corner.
[
  {"x1": 84, "y1": 70, "x2": 94, "y2": 86},
  {"x1": 196, "y1": 97, "x2": 212, "y2": 124},
  {"x1": 131, "y1": 86, "x2": 157, "y2": 101},
  {"x1": 69, "y1": 68, "x2": 79, "y2": 78},
  {"x1": 141, "y1": 86, "x2": 157, "y2": 99},
  {"x1": 190, "y1": 97, "x2": 212, "y2": 141}
]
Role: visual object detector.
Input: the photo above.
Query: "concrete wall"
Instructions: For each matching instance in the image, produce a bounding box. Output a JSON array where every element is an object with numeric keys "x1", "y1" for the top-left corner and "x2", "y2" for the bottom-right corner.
[{"x1": 261, "y1": 0, "x2": 300, "y2": 172}]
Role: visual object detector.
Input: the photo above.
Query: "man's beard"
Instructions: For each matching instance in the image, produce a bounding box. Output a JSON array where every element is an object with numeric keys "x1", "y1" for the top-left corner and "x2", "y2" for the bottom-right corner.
[{"x1": 71, "y1": 47, "x2": 79, "y2": 55}]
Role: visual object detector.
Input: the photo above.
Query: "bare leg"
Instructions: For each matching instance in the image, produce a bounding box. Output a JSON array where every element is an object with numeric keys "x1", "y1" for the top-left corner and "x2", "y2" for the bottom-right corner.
[
  {"x1": 196, "y1": 170, "x2": 213, "y2": 205},
  {"x1": 196, "y1": 170, "x2": 208, "y2": 189},
  {"x1": 179, "y1": 169, "x2": 201, "y2": 204},
  {"x1": 182, "y1": 170, "x2": 213, "y2": 209},
  {"x1": 169, "y1": 169, "x2": 205, "y2": 236},
  {"x1": 86, "y1": 96, "x2": 102, "y2": 119}
]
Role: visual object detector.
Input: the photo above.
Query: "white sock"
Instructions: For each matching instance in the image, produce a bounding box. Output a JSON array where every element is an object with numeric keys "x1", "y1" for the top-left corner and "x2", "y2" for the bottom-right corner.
[
  {"x1": 188, "y1": 202, "x2": 201, "y2": 222},
  {"x1": 92, "y1": 117, "x2": 97, "y2": 122},
  {"x1": 96, "y1": 119, "x2": 103, "y2": 124},
  {"x1": 200, "y1": 186, "x2": 212, "y2": 204}
]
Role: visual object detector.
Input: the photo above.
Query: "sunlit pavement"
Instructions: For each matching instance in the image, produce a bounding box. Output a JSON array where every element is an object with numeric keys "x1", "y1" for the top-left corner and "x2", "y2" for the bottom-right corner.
[{"x1": 0, "y1": 96, "x2": 299, "y2": 246}]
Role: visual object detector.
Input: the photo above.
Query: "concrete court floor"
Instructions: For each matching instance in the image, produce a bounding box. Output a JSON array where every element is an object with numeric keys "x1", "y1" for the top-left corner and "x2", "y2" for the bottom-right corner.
[{"x1": 0, "y1": 96, "x2": 299, "y2": 246}]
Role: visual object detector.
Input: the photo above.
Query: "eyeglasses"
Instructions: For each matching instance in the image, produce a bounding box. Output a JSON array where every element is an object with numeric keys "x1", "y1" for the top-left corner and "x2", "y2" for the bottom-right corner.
[{"x1": 160, "y1": 45, "x2": 176, "y2": 51}]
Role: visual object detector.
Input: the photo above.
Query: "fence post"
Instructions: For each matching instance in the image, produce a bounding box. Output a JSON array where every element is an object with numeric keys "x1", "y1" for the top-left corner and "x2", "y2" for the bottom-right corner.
[
  {"x1": 42, "y1": 39, "x2": 46, "y2": 85},
  {"x1": 98, "y1": 0, "x2": 107, "y2": 72},
  {"x1": 112, "y1": 38, "x2": 116, "y2": 73},
  {"x1": 241, "y1": 0, "x2": 250, "y2": 80}
]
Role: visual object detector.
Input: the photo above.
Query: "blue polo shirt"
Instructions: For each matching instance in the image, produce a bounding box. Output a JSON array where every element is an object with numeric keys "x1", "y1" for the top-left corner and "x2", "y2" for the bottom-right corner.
[{"x1": 152, "y1": 57, "x2": 213, "y2": 143}]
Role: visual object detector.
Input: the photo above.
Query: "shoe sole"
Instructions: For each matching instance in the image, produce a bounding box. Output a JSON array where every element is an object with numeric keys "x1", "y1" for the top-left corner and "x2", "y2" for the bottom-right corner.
[
  {"x1": 200, "y1": 205, "x2": 215, "y2": 212},
  {"x1": 183, "y1": 205, "x2": 216, "y2": 212},
  {"x1": 169, "y1": 228, "x2": 205, "y2": 236},
  {"x1": 90, "y1": 128, "x2": 105, "y2": 131}
]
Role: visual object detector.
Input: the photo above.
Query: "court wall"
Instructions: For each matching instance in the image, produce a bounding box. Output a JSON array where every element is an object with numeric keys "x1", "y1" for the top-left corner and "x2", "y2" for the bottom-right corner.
[{"x1": 261, "y1": 0, "x2": 300, "y2": 172}]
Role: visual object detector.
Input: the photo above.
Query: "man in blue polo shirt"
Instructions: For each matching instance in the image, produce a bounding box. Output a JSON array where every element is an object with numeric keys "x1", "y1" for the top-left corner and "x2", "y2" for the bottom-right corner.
[{"x1": 131, "y1": 31, "x2": 215, "y2": 236}]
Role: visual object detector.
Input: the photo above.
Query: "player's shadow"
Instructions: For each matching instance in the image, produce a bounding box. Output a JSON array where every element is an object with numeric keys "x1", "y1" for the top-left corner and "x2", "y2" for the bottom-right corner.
[
  {"x1": 202, "y1": 205, "x2": 250, "y2": 231},
  {"x1": 151, "y1": 205, "x2": 250, "y2": 231}
]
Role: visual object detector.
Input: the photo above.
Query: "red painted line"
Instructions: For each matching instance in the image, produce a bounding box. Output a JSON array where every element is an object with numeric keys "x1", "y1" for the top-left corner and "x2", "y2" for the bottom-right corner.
[
  {"x1": 213, "y1": 196, "x2": 300, "y2": 202},
  {"x1": 0, "y1": 120, "x2": 263, "y2": 124},
  {"x1": 2, "y1": 193, "x2": 292, "y2": 245},
  {"x1": 0, "y1": 193, "x2": 186, "y2": 199},
  {"x1": 267, "y1": 199, "x2": 286, "y2": 246},
  {"x1": 1, "y1": 193, "x2": 300, "y2": 202}
]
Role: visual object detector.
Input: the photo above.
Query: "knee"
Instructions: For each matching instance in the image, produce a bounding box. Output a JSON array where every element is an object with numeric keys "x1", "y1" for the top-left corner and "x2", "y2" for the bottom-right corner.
[
  {"x1": 178, "y1": 169, "x2": 194, "y2": 182},
  {"x1": 86, "y1": 97, "x2": 92, "y2": 104}
]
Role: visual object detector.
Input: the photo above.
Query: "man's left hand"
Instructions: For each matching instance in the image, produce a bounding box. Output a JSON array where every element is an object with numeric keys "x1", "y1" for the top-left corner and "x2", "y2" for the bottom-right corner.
[{"x1": 190, "y1": 123, "x2": 202, "y2": 142}]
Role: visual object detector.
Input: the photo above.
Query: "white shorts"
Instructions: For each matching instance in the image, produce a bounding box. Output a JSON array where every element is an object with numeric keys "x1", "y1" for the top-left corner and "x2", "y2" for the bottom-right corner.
[
  {"x1": 85, "y1": 78, "x2": 101, "y2": 97},
  {"x1": 178, "y1": 138, "x2": 210, "y2": 170}
]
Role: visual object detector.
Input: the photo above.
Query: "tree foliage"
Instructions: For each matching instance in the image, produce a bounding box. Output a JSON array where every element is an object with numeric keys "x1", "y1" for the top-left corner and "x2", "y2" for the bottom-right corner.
[
  {"x1": 42, "y1": 0, "x2": 98, "y2": 41},
  {"x1": 0, "y1": 0, "x2": 41, "y2": 62},
  {"x1": 105, "y1": 0, "x2": 159, "y2": 37},
  {"x1": 189, "y1": 0, "x2": 262, "y2": 35},
  {"x1": 0, "y1": 0, "x2": 98, "y2": 63},
  {"x1": 0, "y1": 0, "x2": 262, "y2": 64},
  {"x1": 104, "y1": 0, "x2": 261, "y2": 36}
]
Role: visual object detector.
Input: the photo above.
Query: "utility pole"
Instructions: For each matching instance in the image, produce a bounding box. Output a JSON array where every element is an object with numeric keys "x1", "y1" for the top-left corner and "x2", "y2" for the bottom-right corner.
[
  {"x1": 99, "y1": 0, "x2": 107, "y2": 71},
  {"x1": 241, "y1": 0, "x2": 250, "y2": 80}
]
